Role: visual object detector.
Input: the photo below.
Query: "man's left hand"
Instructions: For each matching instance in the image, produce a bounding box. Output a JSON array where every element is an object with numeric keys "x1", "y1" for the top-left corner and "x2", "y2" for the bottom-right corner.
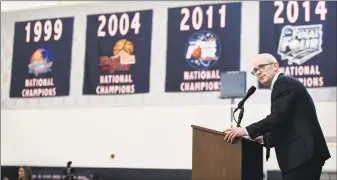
[{"x1": 223, "y1": 127, "x2": 247, "y2": 143}]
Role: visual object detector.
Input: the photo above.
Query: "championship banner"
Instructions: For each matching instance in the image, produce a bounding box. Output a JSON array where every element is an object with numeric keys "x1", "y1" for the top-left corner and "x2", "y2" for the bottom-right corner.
[
  {"x1": 10, "y1": 17, "x2": 74, "y2": 98},
  {"x1": 259, "y1": 1, "x2": 336, "y2": 88},
  {"x1": 165, "y1": 3, "x2": 241, "y2": 92},
  {"x1": 83, "y1": 10, "x2": 153, "y2": 95}
]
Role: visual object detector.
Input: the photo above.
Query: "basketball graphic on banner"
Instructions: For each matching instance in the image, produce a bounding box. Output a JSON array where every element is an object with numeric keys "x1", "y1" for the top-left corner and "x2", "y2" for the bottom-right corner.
[
  {"x1": 192, "y1": 47, "x2": 202, "y2": 59},
  {"x1": 185, "y1": 31, "x2": 222, "y2": 71},
  {"x1": 113, "y1": 39, "x2": 135, "y2": 56}
]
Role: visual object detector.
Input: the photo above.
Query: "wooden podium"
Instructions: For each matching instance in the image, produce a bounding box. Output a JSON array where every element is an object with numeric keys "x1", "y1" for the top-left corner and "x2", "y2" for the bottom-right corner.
[{"x1": 191, "y1": 125, "x2": 263, "y2": 180}]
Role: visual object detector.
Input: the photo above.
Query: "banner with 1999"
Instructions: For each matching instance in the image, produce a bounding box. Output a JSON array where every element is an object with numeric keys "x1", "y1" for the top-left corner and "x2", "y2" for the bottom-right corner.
[{"x1": 10, "y1": 17, "x2": 74, "y2": 98}]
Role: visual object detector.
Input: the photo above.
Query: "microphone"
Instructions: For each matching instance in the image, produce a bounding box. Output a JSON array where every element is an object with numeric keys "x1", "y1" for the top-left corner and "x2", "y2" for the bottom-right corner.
[{"x1": 234, "y1": 86, "x2": 256, "y2": 113}]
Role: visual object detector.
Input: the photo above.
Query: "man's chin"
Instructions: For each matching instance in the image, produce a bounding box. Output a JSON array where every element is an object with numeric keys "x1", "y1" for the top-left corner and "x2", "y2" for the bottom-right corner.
[{"x1": 259, "y1": 80, "x2": 268, "y2": 86}]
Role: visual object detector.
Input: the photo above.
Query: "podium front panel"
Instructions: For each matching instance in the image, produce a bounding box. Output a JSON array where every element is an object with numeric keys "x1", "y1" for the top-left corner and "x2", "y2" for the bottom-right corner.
[{"x1": 192, "y1": 128, "x2": 242, "y2": 180}]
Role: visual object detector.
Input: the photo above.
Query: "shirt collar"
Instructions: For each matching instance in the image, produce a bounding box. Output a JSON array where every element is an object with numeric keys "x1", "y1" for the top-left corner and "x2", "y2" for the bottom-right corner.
[{"x1": 271, "y1": 72, "x2": 281, "y2": 90}]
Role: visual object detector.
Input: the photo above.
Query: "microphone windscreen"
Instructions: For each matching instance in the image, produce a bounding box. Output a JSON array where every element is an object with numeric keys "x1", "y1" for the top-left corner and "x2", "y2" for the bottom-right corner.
[{"x1": 247, "y1": 86, "x2": 256, "y2": 95}]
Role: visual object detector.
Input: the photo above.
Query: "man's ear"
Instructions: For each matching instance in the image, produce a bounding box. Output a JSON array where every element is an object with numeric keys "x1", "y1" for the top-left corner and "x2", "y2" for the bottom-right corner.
[{"x1": 273, "y1": 62, "x2": 280, "y2": 70}]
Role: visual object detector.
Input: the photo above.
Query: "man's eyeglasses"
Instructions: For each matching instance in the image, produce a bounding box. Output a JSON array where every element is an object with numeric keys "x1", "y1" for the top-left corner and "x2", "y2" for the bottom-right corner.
[{"x1": 251, "y1": 63, "x2": 274, "y2": 76}]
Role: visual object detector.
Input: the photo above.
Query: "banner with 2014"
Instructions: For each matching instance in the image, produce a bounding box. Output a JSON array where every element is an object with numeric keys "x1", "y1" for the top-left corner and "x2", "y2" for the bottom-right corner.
[{"x1": 259, "y1": 1, "x2": 336, "y2": 88}]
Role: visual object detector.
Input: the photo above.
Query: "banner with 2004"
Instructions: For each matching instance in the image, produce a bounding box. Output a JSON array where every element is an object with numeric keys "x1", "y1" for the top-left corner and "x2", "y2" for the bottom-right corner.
[{"x1": 83, "y1": 10, "x2": 153, "y2": 95}]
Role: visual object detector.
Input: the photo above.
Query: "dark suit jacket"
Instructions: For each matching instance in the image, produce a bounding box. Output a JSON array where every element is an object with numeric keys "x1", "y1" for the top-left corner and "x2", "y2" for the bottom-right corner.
[{"x1": 246, "y1": 73, "x2": 331, "y2": 173}]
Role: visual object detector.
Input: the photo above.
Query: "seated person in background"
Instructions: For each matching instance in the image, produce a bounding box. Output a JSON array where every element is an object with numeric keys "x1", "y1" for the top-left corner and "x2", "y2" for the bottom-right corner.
[{"x1": 18, "y1": 166, "x2": 32, "y2": 180}]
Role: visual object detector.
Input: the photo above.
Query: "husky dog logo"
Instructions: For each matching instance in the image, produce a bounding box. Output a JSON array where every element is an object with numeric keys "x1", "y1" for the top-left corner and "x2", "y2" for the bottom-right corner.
[{"x1": 277, "y1": 24, "x2": 323, "y2": 65}]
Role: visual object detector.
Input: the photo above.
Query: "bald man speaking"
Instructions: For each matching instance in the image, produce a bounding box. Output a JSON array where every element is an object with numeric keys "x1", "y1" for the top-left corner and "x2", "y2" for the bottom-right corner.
[{"x1": 224, "y1": 53, "x2": 330, "y2": 180}]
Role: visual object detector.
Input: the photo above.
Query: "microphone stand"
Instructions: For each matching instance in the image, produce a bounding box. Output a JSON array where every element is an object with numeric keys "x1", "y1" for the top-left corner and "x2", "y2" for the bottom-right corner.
[
  {"x1": 231, "y1": 100, "x2": 245, "y2": 128},
  {"x1": 230, "y1": 98, "x2": 235, "y2": 128},
  {"x1": 237, "y1": 106, "x2": 244, "y2": 127}
]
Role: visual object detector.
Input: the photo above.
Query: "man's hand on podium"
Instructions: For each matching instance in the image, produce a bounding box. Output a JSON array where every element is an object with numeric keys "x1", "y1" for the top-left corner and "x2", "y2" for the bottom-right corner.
[{"x1": 223, "y1": 127, "x2": 247, "y2": 143}]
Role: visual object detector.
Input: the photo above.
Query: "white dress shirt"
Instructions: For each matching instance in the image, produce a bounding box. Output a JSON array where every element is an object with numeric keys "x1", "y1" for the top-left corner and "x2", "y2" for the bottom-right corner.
[{"x1": 270, "y1": 72, "x2": 281, "y2": 90}]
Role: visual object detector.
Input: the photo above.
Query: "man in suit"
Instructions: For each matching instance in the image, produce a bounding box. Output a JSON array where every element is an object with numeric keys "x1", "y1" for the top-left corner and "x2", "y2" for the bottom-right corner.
[{"x1": 223, "y1": 53, "x2": 331, "y2": 180}]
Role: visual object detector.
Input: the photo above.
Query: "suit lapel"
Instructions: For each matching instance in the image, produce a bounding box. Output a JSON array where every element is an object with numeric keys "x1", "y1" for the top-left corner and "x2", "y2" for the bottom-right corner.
[{"x1": 271, "y1": 73, "x2": 284, "y2": 112}]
